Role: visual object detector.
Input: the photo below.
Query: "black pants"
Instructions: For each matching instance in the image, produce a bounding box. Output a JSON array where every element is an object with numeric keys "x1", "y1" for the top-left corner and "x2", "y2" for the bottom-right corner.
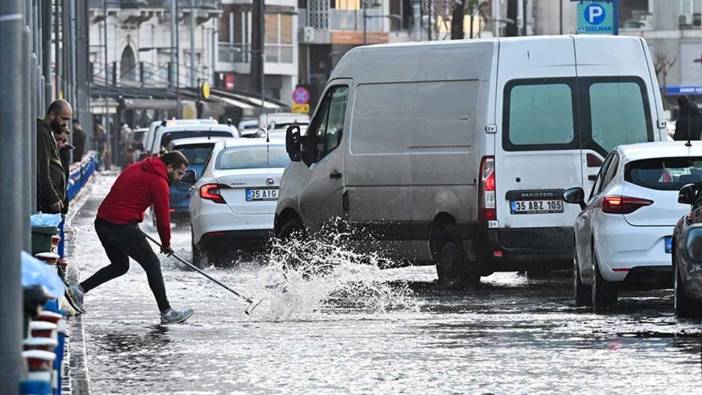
[{"x1": 81, "y1": 218, "x2": 171, "y2": 312}]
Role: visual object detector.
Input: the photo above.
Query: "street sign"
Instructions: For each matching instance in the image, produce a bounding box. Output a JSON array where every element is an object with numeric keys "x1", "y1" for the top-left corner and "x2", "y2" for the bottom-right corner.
[
  {"x1": 576, "y1": 0, "x2": 618, "y2": 35},
  {"x1": 292, "y1": 103, "x2": 310, "y2": 113},
  {"x1": 292, "y1": 86, "x2": 310, "y2": 105}
]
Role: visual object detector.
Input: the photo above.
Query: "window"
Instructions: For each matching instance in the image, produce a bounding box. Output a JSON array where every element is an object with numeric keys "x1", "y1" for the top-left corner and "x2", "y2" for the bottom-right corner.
[
  {"x1": 160, "y1": 131, "x2": 234, "y2": 150},
  {"x1": 590, "y1": 153, "x2": 613, "y2": 200},
  {"x1": 589, "y1": 82, "x2": 649, "y2": 152},
  {"x1": 505, "y1": 83, "x2": 575, "y2": 147},
  {"x1": 600, "y1": 154, "x2": 620, "y2": 190},
  {"x1": 309, "y1": 85, "x2": 349, "y2": 161},
  {"x1": 176, "y1": 145, "x2": 214, "y2": 166},
  {"x1": 215, "y1": 145, "x2": 290, "y2": 170},
  {"x1": 626, "y1": 157, "x2": 702, "y2": 191}
]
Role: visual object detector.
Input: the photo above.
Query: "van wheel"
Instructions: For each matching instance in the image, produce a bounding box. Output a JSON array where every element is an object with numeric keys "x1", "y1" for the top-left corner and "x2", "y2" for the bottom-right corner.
[
  {"x1": 435, "y1": 226, "x2": 480, "y2": 288},
  {"x1": 674, "y1": 258, "x2": 699, "y2": 318},
  {"x1": 574, "y1": 253, "x2": 591, "y2": 307},
  {"x1": 279, "y1": 217, "x2": 307, "y2": 241},
  {"x1": 592, "y1": 250, "x2": 617, "y2": 312}
]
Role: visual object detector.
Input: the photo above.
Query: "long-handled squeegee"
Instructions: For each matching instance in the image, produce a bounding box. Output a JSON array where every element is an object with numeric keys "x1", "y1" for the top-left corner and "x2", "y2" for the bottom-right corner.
[{"x1": 145, "y1": 234, "x2": 263, "y2": 315}]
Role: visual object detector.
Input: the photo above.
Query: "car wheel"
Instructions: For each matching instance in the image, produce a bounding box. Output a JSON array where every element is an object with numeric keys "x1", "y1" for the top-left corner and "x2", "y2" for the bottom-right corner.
[
  {"x1": 574, "y1": 253, "x2": 592, "y2": 307},
  {"x1": 674, "y1": 257, "x2": 699, "y2": 318},
  {"x1": 591, "y1": 249, "x2": 617, "y2": 312},
  {"x1": 435, "y1": 225, "x2": 480, "y2": 288},
  {"x1": 279, "y1": 217, "x2": 307, "y2": 241},
  {"x1": 191, "y1": 229, "x2": 206, "y2": 268}
]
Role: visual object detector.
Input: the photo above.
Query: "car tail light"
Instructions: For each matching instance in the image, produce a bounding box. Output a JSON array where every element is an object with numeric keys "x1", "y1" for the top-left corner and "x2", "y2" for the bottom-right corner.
[
  {"x1": 479, "y1": 156, "x2": 496, "y2": 221},
  {"x1": 199, "y1": 184, "x2": 227, "y2": 204},
  {"x1": 601, "y1": 195, "x2": 653, "y2": 214}
]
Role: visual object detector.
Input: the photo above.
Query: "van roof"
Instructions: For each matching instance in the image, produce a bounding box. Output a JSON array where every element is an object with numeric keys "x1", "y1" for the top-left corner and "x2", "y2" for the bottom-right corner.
[
  {"x1": 618, "y1": 141, "x2": 702, "y2": 163},
  {"x1": 331, "y1": 35, "x2": 645, "y2": 82}
]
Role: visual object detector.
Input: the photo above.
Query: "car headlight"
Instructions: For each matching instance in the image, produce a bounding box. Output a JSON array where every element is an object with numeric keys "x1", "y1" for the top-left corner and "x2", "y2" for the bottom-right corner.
[{"x1": 685, "y1": 225, "x2": 702, "y2": 263}]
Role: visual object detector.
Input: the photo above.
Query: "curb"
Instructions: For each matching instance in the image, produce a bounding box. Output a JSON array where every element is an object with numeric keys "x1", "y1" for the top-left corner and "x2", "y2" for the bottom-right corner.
[{"x1": 63, "y1": 174, "x2": 96, "y2": 395}]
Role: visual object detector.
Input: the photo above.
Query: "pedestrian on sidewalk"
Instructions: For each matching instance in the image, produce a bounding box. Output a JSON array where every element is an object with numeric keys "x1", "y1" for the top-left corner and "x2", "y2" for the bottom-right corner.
[
  {"x1": 65, "y1": 152, "x2": 194, "y2": 325},
  {"x1": 674, "y1": 95, "x2": 702, "y2": 141},
  {"x1": 54, "y1": 124, "x2": 73, "y2": 214},
  {"x1": 72, "y1": 118, "x2": 87, "y2": 163},
  {"x1": 37, "y1": 100, "x2": 71, "y2": 214}
]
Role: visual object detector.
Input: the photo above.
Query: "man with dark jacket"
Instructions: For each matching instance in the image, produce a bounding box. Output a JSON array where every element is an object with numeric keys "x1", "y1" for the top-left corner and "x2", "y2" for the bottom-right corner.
[
  {"x1": 71, "y1": 119, "x2": 87, "y2": 163},
  {"x1": 54, "y1": 125, "x2": 73, "y2": 214},
  {"x1": 37, "y1": 100, "x2": 72, "y2": 213},
  {"x1": 674, "y1": 95, "x2": 702, "y2": 141},
  {"x1": 65, "y1": 152, "x2": 194, "y2": 324}
]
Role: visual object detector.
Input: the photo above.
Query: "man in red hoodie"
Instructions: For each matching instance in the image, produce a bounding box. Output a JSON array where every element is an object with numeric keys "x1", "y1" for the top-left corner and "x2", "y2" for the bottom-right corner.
[{"x1": 66, "y1": 152, "x2": 194, "y2": 324}]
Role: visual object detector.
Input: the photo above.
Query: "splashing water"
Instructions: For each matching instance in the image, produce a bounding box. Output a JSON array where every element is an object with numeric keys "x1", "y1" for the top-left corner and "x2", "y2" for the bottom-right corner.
[{"x1": 250, "y1": 226, "x2": 418, "y2": 321}]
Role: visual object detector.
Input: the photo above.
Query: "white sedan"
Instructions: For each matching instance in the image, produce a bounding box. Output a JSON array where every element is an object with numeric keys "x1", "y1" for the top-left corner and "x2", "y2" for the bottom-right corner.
[
  {"x1": 188, "y1": 138, "x2": 290, "y2": 266},
  {"x1": 563, "y1": 142, "x2": 702, "y2": 311}
]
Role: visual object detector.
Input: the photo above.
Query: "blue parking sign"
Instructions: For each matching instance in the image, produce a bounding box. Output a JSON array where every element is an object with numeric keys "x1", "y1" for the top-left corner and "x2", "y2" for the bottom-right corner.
[{"x1": 576, "y1": 0, "x2": 618, "y2": 35}]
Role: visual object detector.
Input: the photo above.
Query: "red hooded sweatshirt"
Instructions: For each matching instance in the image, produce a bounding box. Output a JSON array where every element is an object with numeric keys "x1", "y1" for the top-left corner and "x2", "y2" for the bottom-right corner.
[{"x1": 97, "y1": 157, "x2": 172, "y2": 248}]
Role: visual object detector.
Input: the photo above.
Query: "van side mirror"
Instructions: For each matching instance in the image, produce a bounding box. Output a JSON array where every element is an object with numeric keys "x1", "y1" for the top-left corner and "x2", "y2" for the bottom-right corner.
[
  {"x1": 678, "y1": 183, "x2": 698, "y2": 205},
  {"x1": 181, "y1": 169, "x2": 197, "y2": 184},
  {"x1": 563, "y1": 187, "x2": 586, "y2": 210},
  {"x1": 285, "y1": 125, "x2": 301, "y2": 162}
]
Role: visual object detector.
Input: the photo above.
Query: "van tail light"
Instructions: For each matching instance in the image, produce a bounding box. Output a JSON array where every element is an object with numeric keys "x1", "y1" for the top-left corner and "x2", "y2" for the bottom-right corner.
[
  {"x1": 199, "y1": 184, "x2": 227, "y2": 204},
  {"x1": 601, "y1": 195, "x2": 653, "y2": 214},
  {"x1": 479, "y1": 156, "x2": 496, "y2": 221}
]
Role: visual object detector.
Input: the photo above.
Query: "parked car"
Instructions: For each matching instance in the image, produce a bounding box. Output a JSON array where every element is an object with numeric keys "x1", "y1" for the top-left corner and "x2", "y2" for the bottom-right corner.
[
  {"x1": 276, "y1": 35, "x2": 667, "y2": 287},
  {"x1": 672, "y1": 180, "x2": 702, "y2": 318},
  {"x1": 188, "y1": 138, "x2": 290, "y2": 266},
  {"x1": 238, "y1": 119, "x2": 261, "y2": 137},
  {"x1": 142, "y1": 118, "x2": 222, "y2": 156},
  {"x1": 166, "y1": 137, "x2": 233, "y2": 223},
  {"x1": 563, "y1": 142, "x2": 702, "y2": 311},
  {"x1": 126, "y1": 127, "x2": 147, "y2": 164},
  {"x1": 259, "y1": 112, "x2": 309, "y2": 136}
]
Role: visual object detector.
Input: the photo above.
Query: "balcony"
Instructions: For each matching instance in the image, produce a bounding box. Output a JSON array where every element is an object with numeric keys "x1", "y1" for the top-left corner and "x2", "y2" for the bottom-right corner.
[
  {"x1": 88, "y1": 0, "x2": 221, "y2": 10},
  {"x1": 218, "y1": 43, "x2": 294, "y2": 64},
  {"x1": 300, "y1": 8, "x2": 385, "y2": 31}
]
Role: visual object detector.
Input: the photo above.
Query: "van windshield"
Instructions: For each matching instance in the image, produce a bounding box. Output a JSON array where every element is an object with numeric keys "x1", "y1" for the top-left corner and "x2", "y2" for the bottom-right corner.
[
  {"x1": 626, "y1": 157, "x2": 702, "y2": 191},
  {"x1": 504, "y1": 77, "x2": 652, "y2": 154}
]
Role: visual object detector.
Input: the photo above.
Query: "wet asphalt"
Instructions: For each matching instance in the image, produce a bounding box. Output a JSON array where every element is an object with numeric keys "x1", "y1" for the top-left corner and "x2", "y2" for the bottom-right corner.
[{"x1": 68, "y1": 175, "x2": 701, "y2": 394}]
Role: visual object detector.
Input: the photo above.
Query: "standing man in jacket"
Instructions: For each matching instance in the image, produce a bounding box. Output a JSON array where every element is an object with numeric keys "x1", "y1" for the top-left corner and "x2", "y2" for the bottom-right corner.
[
  {"x1": 65, "y1": 152, "x2": 194, "y2": 324},
  {"x1": 37, "y1": 100, "x2": 71, "y2": 213}
]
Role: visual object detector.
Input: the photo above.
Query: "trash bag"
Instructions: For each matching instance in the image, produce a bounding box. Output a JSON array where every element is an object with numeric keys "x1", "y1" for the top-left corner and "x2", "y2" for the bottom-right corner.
[
  {"x1": 30, "y1": 213, "x2": 62, "y2": 227},
  {"x1": 21, "y1": 252, "x2": 65, "y2": 298}
]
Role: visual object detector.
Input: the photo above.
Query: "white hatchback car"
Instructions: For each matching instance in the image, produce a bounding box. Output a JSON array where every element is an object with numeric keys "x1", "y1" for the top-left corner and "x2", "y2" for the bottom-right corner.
[
  {"x1": 563, "y1": 142, "x2": 702, "y2": 311},
  {"x1": 189, "y1": 138, "x2": 290, "y2": 265}
]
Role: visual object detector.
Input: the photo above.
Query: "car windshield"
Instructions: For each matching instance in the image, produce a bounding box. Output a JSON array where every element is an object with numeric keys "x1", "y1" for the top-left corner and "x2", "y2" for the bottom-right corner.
[
  {"x1": 215, "y1": 145, "x2": 289, "y2": 170},
  {"x1": 625, "y1": 157, "x2": 702, "y2": 191},
  {"x1": 176, "y1": 144, "x2": 214, "y2": 166},
  {"x1": 160, "y1": 131, "x2": 233, "y2": 148}
]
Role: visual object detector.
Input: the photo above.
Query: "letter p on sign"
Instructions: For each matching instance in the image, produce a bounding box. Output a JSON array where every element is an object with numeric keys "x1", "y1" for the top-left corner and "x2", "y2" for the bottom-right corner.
[{"x1": 585, "y1": 4, "x2": 606, "y2": 24}]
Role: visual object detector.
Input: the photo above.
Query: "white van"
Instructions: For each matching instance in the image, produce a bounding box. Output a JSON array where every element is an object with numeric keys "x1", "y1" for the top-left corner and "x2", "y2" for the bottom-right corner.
[
  {"x1": 144, "y1": 120, "x2": 238, "y2": 155},
  {"x1": 275, "y1": 35, "x2": 666, "y2": 285},
  {"x1": 143, "y1": 119, "x2": 219, "y2": 155}
]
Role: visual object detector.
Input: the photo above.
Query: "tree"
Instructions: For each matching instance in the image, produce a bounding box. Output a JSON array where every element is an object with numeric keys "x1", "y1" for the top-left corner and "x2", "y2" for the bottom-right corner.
[{"x1": 654, "y1": 51, "x2": 676, "y2": 108}]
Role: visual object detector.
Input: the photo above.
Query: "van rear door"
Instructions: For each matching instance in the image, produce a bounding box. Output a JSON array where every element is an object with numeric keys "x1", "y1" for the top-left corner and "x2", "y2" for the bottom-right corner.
[
  {"x1": 573, "y1": 36, "x2": 659, "y2": 195},
  {"x1": 494, "y1": 38, "x2": 583, "y2": 240}
]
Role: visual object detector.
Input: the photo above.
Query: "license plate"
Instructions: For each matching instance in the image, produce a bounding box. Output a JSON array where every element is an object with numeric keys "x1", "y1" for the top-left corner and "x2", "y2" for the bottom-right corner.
[
  {"x1": 665, "y1": 236, "x2": 673, "y2": 254},
  {"x1": 245, "y1": 188, "x2": 278, "y2": 201},
  {"x1": 510, "y1": 200, "x2": 564, "y2": 214}
]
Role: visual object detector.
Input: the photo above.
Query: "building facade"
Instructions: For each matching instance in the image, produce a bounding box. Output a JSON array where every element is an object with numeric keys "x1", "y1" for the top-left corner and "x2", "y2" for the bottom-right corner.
[{"x1": 216, "y1": 0, "x2": 299, "y2": 103}]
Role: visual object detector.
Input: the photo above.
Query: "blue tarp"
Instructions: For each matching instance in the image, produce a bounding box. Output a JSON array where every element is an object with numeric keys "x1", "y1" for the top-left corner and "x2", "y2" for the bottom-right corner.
[
  {"x1": 30, "y1": 213, "x2": 62, "y2": 227},
  {"x1": 21, "y1": 252, "x2": 65, "y2": 298}
]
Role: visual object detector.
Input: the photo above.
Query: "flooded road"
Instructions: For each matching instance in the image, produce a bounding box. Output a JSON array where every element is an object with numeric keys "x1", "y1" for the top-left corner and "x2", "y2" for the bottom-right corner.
[{"x1": 70, "y1": 176, "x2": 701, "y2": 394}]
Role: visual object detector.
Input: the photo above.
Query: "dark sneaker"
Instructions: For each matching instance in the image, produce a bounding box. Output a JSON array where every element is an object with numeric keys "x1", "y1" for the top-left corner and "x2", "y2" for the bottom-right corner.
[
  {"x1": 65, "y1": 283, "x2": 86, "y2": 314},
  {"x1": 160, "y1": 308, "x2": 194, "y2": 325}
]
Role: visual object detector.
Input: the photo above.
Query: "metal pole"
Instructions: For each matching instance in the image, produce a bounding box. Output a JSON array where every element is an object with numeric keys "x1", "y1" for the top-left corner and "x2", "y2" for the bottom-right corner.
[
  {"x1": 363, "y1": 0, "x2": 367, "y2": 44},
  {"x1": 190, "y1": 0, "x2": 196, "y2": 87},
  {"x1": 0, "y1": 0, "x2": 26, "y2": 391},
  {"x1": 176, "y1": 1, "x2": 181, "y2": 115},
  {"x1": 559, "y1": 0, "x2": 563, "y2": 35},
  {"x1": 42, "y1": 0, "x2": 52, "y2": 105},
  {"x1": 170, "y1": 0, "x2": 176, "y2": 89},
  {"x1": 492, "y1": 0, "x2": 499, "y2": 37},
  {"x1": 521, "y1": 0, "x2": 527, "y2": 36}
]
